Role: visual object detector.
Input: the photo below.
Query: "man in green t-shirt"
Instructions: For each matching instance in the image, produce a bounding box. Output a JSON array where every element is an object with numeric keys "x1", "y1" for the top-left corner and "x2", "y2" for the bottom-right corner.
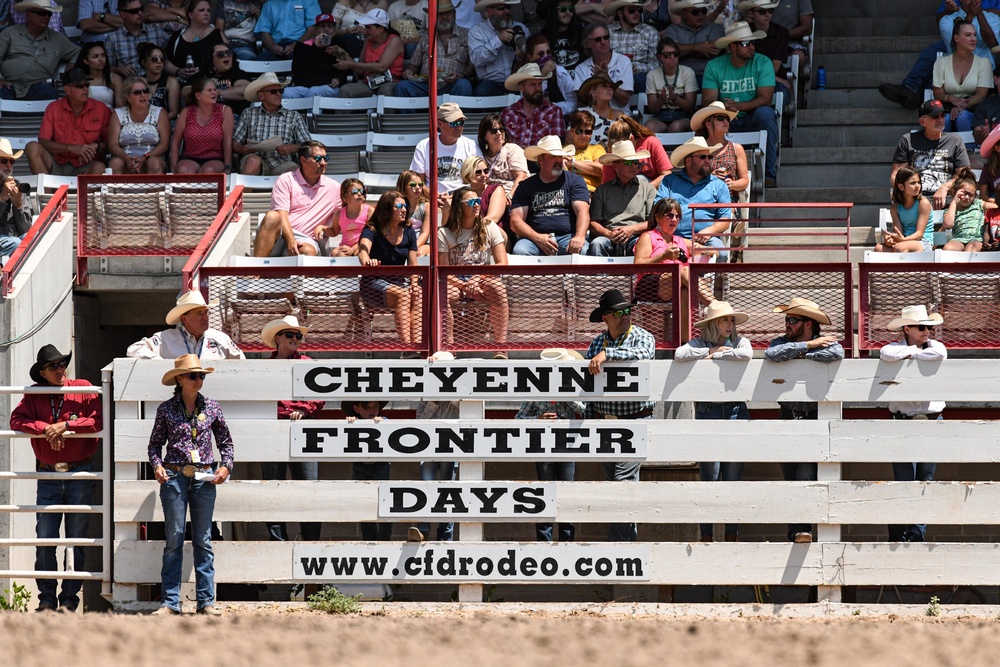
[{"x1": 701, "y1": 21, "x2": 779, "y2": 187}]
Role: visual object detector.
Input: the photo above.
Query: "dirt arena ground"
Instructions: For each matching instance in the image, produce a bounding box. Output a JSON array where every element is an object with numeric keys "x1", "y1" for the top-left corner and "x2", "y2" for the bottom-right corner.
[{"x1": 7, "y1": 605, "x2": 1000, "y2": 666}]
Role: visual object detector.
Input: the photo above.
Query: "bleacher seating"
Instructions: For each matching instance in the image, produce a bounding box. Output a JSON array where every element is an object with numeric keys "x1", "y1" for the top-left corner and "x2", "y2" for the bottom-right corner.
[
  {"x1": 0, "y1": 99, "x2": 53, "y2": 140},
  {"x1": 309, "y1": 97, "x2": 377, "y2": 135},
  {"x1": 240, "y1": 60, "x2": 294, "y2": 75},
  {"x1": 364, "y1": 132, "x2": 423, "y2": 179}
]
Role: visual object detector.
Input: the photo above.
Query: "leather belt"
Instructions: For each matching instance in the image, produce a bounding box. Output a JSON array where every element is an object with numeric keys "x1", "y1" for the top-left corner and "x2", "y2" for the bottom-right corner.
[
  {"x1": 593, "y1": 407, "x2": 654, "y2": 420},
  {"x1": 37, "y1": 455, "x2": 94, "y2": 473},
  {"x1": 892, "y1": 412, "x2": 942, "y2": 420},
  {"x1": 164, "y1": 463, "x2": 212, "y2": 477}
]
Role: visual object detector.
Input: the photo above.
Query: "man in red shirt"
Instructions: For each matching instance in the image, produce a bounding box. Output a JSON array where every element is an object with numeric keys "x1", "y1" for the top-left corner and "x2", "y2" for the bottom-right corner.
[
  {"x1": 25, "y1": 67, "x2": 110, "y2": 176},
  {"x1": 501, "y1": 63, "x2": 566, "y2": 149},
  {"x1": 10, "y1": 344, "x2": 102, "y2": 613}
]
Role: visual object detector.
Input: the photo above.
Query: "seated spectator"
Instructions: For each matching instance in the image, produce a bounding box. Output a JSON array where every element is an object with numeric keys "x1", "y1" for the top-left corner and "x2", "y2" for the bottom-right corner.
[
  {"x1": 606, "y1": 0, "x2": 658, "y2": 91},
  {"x1": 539, "y1": 0, "x2": 586, "y2": 71},
  {"x1": 468, "y1": 0, "x2": 529, "y2": 96},
  {"x1": 565, "y1": 110, "x2": 607, "y2": 192},
  {"x1": 692, "y1": 101, "x2": 750, "y2": 208},
  {"x1": 577, "y1": 72, "x2": 627, "y2": 146},
  {"x1": 254, "y1": 140, "x2": 341, "y2": 256},
  {"x1": 8, "y1": 0, "x2": 64, "y2": 33},
  {"x1": 359, "y1": 191, "x2": 422, "y2": 353},
  {"x1": 394, "y1": 0, "x2": 472, "y2": 97},
  {"x1": 574, "y1": 22, "x2": 634, "y2": 111},
  {"x1": 283, "y1": 14, "x2": 352, "y2": 100},
  {"x1": 979, "y1": 124, "x2": 1000, "y2": 201},
  {"x1": 25, "y1": 68, "x2": 110, "y2": 176},
  {"x1": 741, "y1": 0, "x2": 791, "y2": 99},
  {"x1": 76, "y1": 42, "x2": 124, "y2": 108},
  {"x1": 892, "y1": 99, "x2": 970, "y2": 210},
  {"x1": 410, "y1": 102, "x2": 482, "y2": 193},
  {"x1": 523, "y1": 34, "x2": 578, "y2": 115},
  {"x1": 0, "y1": 0, "x2": 79, "y2": 100},
  {"x1": 343, "y1": 399, "x2": 393, "y2": 539},
  {"x1": 510, "y1": 135, "x2": 591, "y2": 256},
  {"x1": 502, "y1": 63, "x2": 566, "y2": 149},
  {"x1": 438, "y1": 184, "x2": 510, "y2": 358},
  {"x1": 875, "y1": 167, "x2": 934, "y2": 253},
  {"x1": 397, "y1": 170, "x2": 431, "y2": 255},
  {"x1": 934, "y1": 19, "x2": 992, "y2": 135},
  {"x1": 943, "y1": 166, "x2": 997, "y2": 251},
  {"x1": 0, "y1": 138, "x2": 32, "y2": 260},
  {"x1": 940, "y1": 0, "x2": 999, "y2": 65},
  {"x1": 170, "y1": 78, "x2": 234, "y2": 174},
  {"x1": 770, "y1": 0, "x2": 812, "y2": 60},
  {"x1": 78, "y1": 0, "x2": 123, "y2": 43},
  {"x1": 633, "y1": 197, "x2": 693, "y2": 301},
  {"x1": 972, "y1": 63, "x2": 1000, "y2": 152},
  {"x1": 254, "y1": 0, "x2": 321, "y2": 59},
  {"x1": 588, "y1": 139, "x2": 656, "y2": 256},
  {"x1": 331, "y1": 0, "x2": 382, "y2": 56},
  {"x1": 214, "y1": 0, "x2": 262, "y2": 61},
  {"x1": 163, "y1": 0, "x2": 226, "y2": 84},
  {"x1": 478, "y1": 115, "x2": 529, "y2": 203},
  {"x1": 602, "y1": 115, "x2": 673, "y2": 187},
  {"x1": 447, "y1": 155, "x2": 510, "y2": 241},
  {"x1": 108, "y1": 76, "x2": 170, "y2": 174},
  {"x1": 201, "y1": 43, "x2": 250, "y2": 116},
  {"x1": 137, "y1": 43, "x2": 181, "y2": 121},
  {"x1": 233, "y1": 72, "x2": 311, "y2": 176},
  {"x1": 106, "y1": 0, "x2": 170, "y2": 78},
  {"x1": 663, "y1": 0, "x2": 723, "y2": 85},
  {"x1": 336, "y1": 9, "x2": 403, "y2": 97},
  {"x1": 144, "y1": 0, "x2": 190, "y2": 36},
  {"x1": 644, "y1": 36, "x2": 698, "y2": 133},
  {"x1": 126, "y1": 290, "x2": 245, "y2": 359},
  {"x1": 386, "y1": 0, "x2": 425, "y2": 60},
  {"x1": 313, "y1": 177, "x2": 372, "y2": 256}
]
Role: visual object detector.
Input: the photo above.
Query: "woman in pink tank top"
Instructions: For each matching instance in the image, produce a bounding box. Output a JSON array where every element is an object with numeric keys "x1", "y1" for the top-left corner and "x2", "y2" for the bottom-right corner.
[
  {"x1": 314, "y1": 178, "x2": 374, "y2": 256},
  {"x1": 334, "y1": 9, "x2": 404, "y2": 97},
  {"x1": 170, "y1": 78, "x2": 234, "y2": 174}
]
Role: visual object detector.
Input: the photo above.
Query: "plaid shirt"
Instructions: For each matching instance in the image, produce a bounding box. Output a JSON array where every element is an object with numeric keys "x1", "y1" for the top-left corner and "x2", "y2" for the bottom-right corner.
[
  {"x1": 408, "y1": 27, "x2": 471, "y2": 78},
  {"x1": 501, "y1": 98, "x2": 565, "y2": 149},
  {"x1": 609, "y1": 22, "x2": 659, "y2": 74},
  {"x1": 105, "y1": 24, "x2": 170, "y2": 70},
  {"x1": 468, "y1": 20, "x2": 528, "y2": 83},
  {"x1": 585, "y1": 324, "x2": 657, "y2": 417},
  {"x1": 234, "y1": 105, "x2": 311, "y2": 171}
]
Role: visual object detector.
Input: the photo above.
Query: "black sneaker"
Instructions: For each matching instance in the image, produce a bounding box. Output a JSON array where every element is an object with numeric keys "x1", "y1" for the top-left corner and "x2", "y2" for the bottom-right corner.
[{"x1": 878, "y1": 83, "x2": 920, "y2": 109}]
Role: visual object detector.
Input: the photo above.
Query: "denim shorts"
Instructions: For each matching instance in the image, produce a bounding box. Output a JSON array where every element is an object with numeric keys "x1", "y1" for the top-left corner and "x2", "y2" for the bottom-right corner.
[{"x1": 360, "y1": 275, "x2": 409, "y2": 308}]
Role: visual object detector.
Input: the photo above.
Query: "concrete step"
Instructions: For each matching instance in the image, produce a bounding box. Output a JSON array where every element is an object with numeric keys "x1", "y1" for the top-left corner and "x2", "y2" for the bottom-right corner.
[
  {"x1": 781, "y1": 146, "x2": 895, "y2": 165},
  {"x1": 825, "y1": 71, "x2": 909, "y2": 89},
  {"x1": 791, "y1": 124, "x2": 913, "y2": 148},
  {"x1": 815, "y1": 0, "x2": 941, "y2": 19},
  {"x1": 816, "y1": 52, "x2": 918, "y2": 73},
  {"x1": 767, "y1": 186, "x2": 886, "y2": 204},
  {"x1": 818, "y1": 16, "x2": 939, "y2": 37},
  {"x1": 814, "y1": 36, "x2": 934, "y2": 55},
  {"x1": 798, "y1": 108, "x2": 916, "y2": 126},
  {"x1": 757, "y1": 203, "x2": 882, "y2": 227},
  {"x1": 747, "y1": 226, "x2": 874, "y2": 246},
  {"x1": 778, "y1": 164, "x2": 889, "y2": 188},
  {"x1": 806, "y1": 88, "x2": 904, "y2": 110}
]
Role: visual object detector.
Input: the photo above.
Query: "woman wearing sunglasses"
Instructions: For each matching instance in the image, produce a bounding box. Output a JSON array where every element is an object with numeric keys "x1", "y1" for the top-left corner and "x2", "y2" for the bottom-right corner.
[
  {"x1": 396, "y1": 170, "x2": 431, "y2": 256},
  {"x1": 477, "y1": 114, "x2": 529, "y2": 203},
  {"x1": 633, "y1": 197, "x2": 693, "y2": 302},
  {"x1": 202, "y1": 44, "x2": 251, "y2": 116},
  {"x1": 314, "y1": 178, "x2": 374, "y2": 256},
  {"x1": 109, "y1": 76, "x2": 170, "y2": 174},
  {"x1": 171, "y1": 77, "x2": 234, "y2": 174},
  {"x1": 577, "y1": 71, "x2": 626, "y2": 147},
  {"x1": 692, "y1": 101, "x2": 749, "y2": 206},
  {"x1": 138, "y1": 42, "x2": 181, "y2": 122},
  {"x1": 644, "y1": 36, "x2": 697, "y2": 134},
  {"x1": 149, "y1": 354, "x2": 234, "y2": 616},
  {"x1": 452, "y1": 156, "x2": 510, "y2": 244},
  {"x1": 880, "y1": 305, "x2": 948, "y2": 543},
  {"x1": 564, "y1": 109, "x2": 606, "y2": 192}
]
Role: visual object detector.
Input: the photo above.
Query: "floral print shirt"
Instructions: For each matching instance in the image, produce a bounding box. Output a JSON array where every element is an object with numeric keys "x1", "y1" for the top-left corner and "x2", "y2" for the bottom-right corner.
[{"x1": 148, "y1": 393, "x2": 235, "y2": 469}]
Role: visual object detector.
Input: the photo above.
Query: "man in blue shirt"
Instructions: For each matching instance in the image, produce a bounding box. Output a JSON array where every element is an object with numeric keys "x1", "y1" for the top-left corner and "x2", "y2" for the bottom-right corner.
[
  {"x1": 255, "y1": 0, "x2": 322, "y2": 59},
  {"x1": 655, "y1": 136, "x2": 732, "y2": 260}
]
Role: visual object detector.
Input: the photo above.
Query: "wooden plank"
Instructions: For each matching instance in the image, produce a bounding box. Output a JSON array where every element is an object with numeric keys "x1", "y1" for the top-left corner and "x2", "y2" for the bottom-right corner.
[
  {"x1": 824, "y1": 543, "x2": 1000, "y2": 586},
  {"x1": 831, "y1": 420, "x2": 1000, "y2": 463},
  {"x1": 828, "y1": 481, "x2": 1000, "y2": 524}
]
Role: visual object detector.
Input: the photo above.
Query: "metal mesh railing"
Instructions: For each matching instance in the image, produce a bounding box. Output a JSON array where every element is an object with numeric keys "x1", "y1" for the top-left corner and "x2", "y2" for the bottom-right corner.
[
  {"x1": 688, "y1": 263, "x2": 854, "y2": 350},
  {"x1": 860, "y1": 263, "x2": 1000, "y2": 350}
]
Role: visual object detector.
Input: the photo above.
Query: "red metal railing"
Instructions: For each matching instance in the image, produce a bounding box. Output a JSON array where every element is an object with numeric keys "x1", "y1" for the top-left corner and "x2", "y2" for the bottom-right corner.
[
  {"x1": 2, "y1": 185, "x2": 69, "y2": 297},
  {"x1": 182, "y1": 186, "x2": 244, "y2": 291}
]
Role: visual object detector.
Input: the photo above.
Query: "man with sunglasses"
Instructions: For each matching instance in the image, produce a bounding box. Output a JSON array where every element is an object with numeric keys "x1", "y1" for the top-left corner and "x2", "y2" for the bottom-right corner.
[
  {"x1": 605, "y1": 0, "x2": 658, "y2": 92},
  {"x1": 410, "y1": 102, "x2": 482, "y2": 193},
  {"x1": 26, "y1": 68, "x2": 110, "y2": 176},
  {"x1": 0, "y1": 137, "x2": 33, "y2": 259},
  {"x1": 588, "y1": 139, "x2": 655, "y2": 256},
  {"x1": 764, "y1": 297, "x2": 844, "y2": 544},
  {"x1": 128, "y1": 290, "x2": 246, "y2": 360},
  {"x1": 739, "y1": 0, "x2": 791, "y2": 101},
  {"x1": 104, "y1": 0, "x2": 169, "y2": 78},
  {"x1": 662, "y1": 0, "x2": 724, "y2": 84},
  {"x1": 585, "y1": 289, "x2": 655, "y2": 542},
  {"x1": 11, "y1": 344, "x2": 102, "y2": 612},
  {"x1": 0, "y1": 0, "x2": 79, "y2": 100},
  {"x1": 573, "y1": 23, "x2": 633, "y2": 110},
  {"x1": 233, "y1": 72, "x2": 311, "y2": 176},
  {"x1": 469, "y1": 0, "x2": 530, "y2": 97}
]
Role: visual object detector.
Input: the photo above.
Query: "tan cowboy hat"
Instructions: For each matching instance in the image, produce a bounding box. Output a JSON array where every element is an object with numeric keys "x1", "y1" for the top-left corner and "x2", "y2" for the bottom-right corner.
[
  {"x1": 670, "y1": 136, "x2": 721, "y2": 167},
  {"x1": 598, "y1": 139, "x2": 652, "y2": 165},
  {"x1": 524, "y1": 135, "x2": 575, "y2": 160},
  {"x1": 695, "y1": 301, "x2": 749, "y2": 328},
  {"x1": 261, "y1": 315, "x2": 310, "y2": 348},
  {"x1": 540, "y1": 348, "x2": 583, "y2": 361},
  {"x1": 425, "y1": 0, "x2": 457, "y2": 11},
  {"x1": 428, "y1": 350, "x2": 455, "y2": 361},
  {"x1": 244, "y1": 72, "x2": 289, "y2": 103},
  {"x1": 886, "y1": 305, "x2": 944, "y2": 331},
  {"x1": 0, "y1": 138, "x2": 23, "y2": 161},
  {"x1": 474, "y1": 0, "x2": 520, "y2": 11},
  {"x1": 13, "y1": 0, "x2": 61, "y2": 13},
  {"x1": 603, "y1": 0, "x2": 643, "y2": 16},
  {"x1": 715, "y1": 21, "x2": 767, "y2": 49},
  {"x1": 772, "y1": 297, "x2": 831, "y2": 326},
  {"x1": 504, "y1": 63, "x2": 552, "y2": 92},
  {"x1": 161, "y1": 353, "x2": 215, "y2": 386},
  {"x1": 166, "y1": 290, "x2": 220, "y2": 325},
  {"x1": 670, "y1": 0, "x2": 711, "y2": 15},
  {"x1": 690, "y1": 101, "x2": 738, "y2": 131},
  {"x1": 738, "y1": 0, "x2": 778, "y2": 15},
  {"x1": 577, "y1": 72, "x2": 622, "y2": 103}
]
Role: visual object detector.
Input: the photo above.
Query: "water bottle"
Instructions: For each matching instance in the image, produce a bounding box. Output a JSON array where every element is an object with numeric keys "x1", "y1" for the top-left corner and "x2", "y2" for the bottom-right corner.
[
  {"x1": 185, "y1": 55, "x2": 194, "y2": 70},
  {"x1": 816, "y1": 65, "x2": 826, "y2": 90}
]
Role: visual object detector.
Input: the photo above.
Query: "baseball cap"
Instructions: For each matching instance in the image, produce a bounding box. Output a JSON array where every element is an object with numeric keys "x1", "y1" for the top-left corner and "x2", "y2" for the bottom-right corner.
[
  {"x1": 919, "y1": 99, "x2": 945, "y2": 118},
  {"x1": 315, "y1": 13, "x2": 336, "y2": 24},
  {"x1": 61, "y1": 67, "x2": 88, "y2": 86},
  {"x1": 437, "y1": 102, "x2": 466, "y2": 122}
]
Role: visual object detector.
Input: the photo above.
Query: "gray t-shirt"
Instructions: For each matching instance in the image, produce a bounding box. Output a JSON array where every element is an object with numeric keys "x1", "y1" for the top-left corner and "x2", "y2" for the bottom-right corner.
[
  {"x1": 662, "y1": 22, "x2": 725, "y2": 80},
  {"x1": 892, "y1": 130, "x2": 970, "y2": 196},
  {"x1": 772, "y1": 0, "x2": 813, "y2": 33}
]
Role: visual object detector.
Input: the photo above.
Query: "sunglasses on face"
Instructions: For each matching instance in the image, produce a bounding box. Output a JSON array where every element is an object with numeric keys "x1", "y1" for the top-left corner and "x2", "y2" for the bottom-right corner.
[
  {"x1": 659, "y1": 50, "x2": 679, "y2": 58},
  {"x1": 686, "y1": 7, "x2": 707, "y2": 14},
  {"x1": 68, "y1": 82, "x2": 91, "y2": 89},
  {"x1": 556, "y1": 4, "x2": 574, "y2": 11},
  {"x1": 611, "y1": 308, "x2": 631, "y2": 319},
  {"x1": 487, "y1": 126, "x2": 504, "y2": 134},
  {"x1": 622, "y1": 159, "x2": 641, "y2": 167},
  {"x1": 659, "y1": 213, "x2": 680, "y2": 220},
  {"x1": 689, "y1": 154, "x2": 710, "y2": 161},
  {"x1": 447, "y1": 119, "x2": 465, "y2": 127},
  {"x1": 905, "y1": 324, "x2": 930, "y2": 332},
  {"x1": 308, "y1": 155, "x2": 328, "y2": 162},
  {"x1": 590, "y1": 34, "x2": 610, "y2": 43},
  {"x1": 752, "y1": 7, "x2": 774, "y2": 13},
  {"x1": 574, "y1": 127, "x2": 593, "y2": 135},
  {"x1": 710, "y1": 115, "x2": 730, "y2": 123},
  {"x1": 785, "y1": 317, "x2": 804, "y2": 325},
  {"x1": 393, "y1": 202, "x2": 407, "y2": 210},
  {"x1": 279, "y1": 331, "x2": 304, "y2": 340},
  {"x1": 0, "y1": 158, "x2": 14, "y2": 165},
  {"x1": 408, "y1": 181, "x2": 423, "y2": 188},
  {"x1": 464, "y1": 197, "x2": 482, "y2": 207},
  {"x1": 130, "y1": 88, "x2": 150, "y2": 95},
  {"x1": 120, "y1": 7, "x2": 143, "y2": 13},
  {"x1": 624, "y1": 6, "x2": 641, "y2": 13},
  {"x1": 146, "y1": 55, "x2": 165, "y2": 63},
  {"x1": 349, "y1": 186, "x2": 366, "y2": 195},
  {"x1": 44, "y1": 360, "x2": 69, "y2": 371},
  {"x1": 28, "y1": 10, "x2": 52, "y2": 16},
  {"x1": 262, "y1": 88, "x2": 283, "y2": 95},
  {"x1": 185, "y1": 372, "x2": 207, "y2": 381},
  {"x1": 473, "y1": 168, "x2": 487, "y2": 176},
  {"x1": 737, "y1": 40, "x2": 755, "y2": 47},
  {"x1": 534, "y1": 49, "x2": 552, "y2": 58},
  {"x1": 214, "y1": 49, "x2": 234, "y2": 57}
]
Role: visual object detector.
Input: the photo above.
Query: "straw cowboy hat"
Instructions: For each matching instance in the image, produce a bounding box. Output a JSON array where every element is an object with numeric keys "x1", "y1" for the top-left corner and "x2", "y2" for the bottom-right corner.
[
  {"x1": 0, "y1": 138, "x2": 23, "y2": 161},
  {"x1": 738, "y1": 0, "x2": 778, "y2": 15},
  {"x1": 540, "y1": 348, "x2": 584, "y2": 360},
  {"x1": 261, "y1": 315, "x2": 310, "y2": 348},
  {"x1": 603, "y1": 0, "x2": 644, "y2": 16},
  {"x1": 690, "y1": 101, "x2": 738, "y2": 131},
  {"x1": 577, "y1": 72, "x2": 622, "y2": 103},
  {"x1": 505, "y1": 63, "x2": 552, "y2": 91},
  {"x1": 244, "y1": 72, "x2": 289, "y2": 102},
  {"x1": 166, "y1": 290, "x2": 220, "y2": 325},
  {"x1": 598, "y1": 139, "x2": 652, "y2": 165},
  {"x1": 161, "y1": 354, "x2": 215, "y2": 386},
  {"x1": 589, "y1": 289, "x2": 636, "y2": 323},
  {"x1": 29, "y1": 344, "x2": 71, "y2": 384},
  {"x1": 474, "y1": 0, "x2": 520, "y2": 11},
  {"x1": 425, "y1": 0, "x2": 457, "y2": 11},
  {"x1": 13, "y1": 0, "x2": 61, "y2": 12},
  {"x1": 428, "y1": 350, "x2": 455, "y2": 361},
  {"x1": 771, "y1": 297, "x2": 831, "y2": 326},
  {"x1": 715, "y1": 21, "x2": 766, "y2": 49},
  {"x1": 981, "y1": 124, "x2": 1000, "y2": 158},
  {"x1": 669, "y1": 136, "x2": 721, "y2": 167},
  {"x1": 694, "y1": 301, "x2": 749, "y2": 329},
  {"x1": 886, "y1": 305, "x2": 944, "y2": 331},
  {"x1": 524, "y1": 135, "x2": 575, "y2": 161},
  {"x1": 670, "y1": 0, "x2": 711, "y2": 15}
]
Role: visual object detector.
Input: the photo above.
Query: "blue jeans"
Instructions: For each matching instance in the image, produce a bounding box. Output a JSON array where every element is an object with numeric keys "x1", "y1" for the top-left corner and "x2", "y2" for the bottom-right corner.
[
  {"x1": 473, "y1": 79, "x2": 508, "y2": 97},
  {"x1": 260, "y1": 461, "x2": 320, "y2": 541},
  {"x1": 416, "y1": 461, "x2": 457, "y2": 540},
  {"x1": 603, "y1": 459, "x2": 642, "y2": 541},
  {"x1": 394, "y1": 78, "x2": 474, "y2": 98},
  {"x1": 0, "y1": 82, "x2": 59, "y2": 100},
  {"x1": 0, "y1": 234, "x2": 23, "y2": 257},
  {"x1": 352, "y1": 462, "x2": 392, "y2": 540},
  {"x1": 729, "y1": 105, "x2": 778, "y2": 180},
  {"x1": 259, "y1": 40, "x2": 296, "y2": 61},
  {"x1": 634, "y1": 70, "x2": 647, "y2": 94},
  {"x1": 696, "y1": 402, "x2": 748, "y2": 538},
  {"x1": 159, "y1": 470, "x2": 217, "y2": 611},
  {"x1": 535, "y1": 462, "x2": 575, "y2": 541},
  {"x1": 940, "y1": 11, "x2": 1000, "y2": 67},
  {"x1": 282, "y1": 85, "x2": 339, "y2": 99},
  {"x1": 888, "y1": 462, "x2": 938, "y2": 542},
  {"x1": 232, "y1": 45, "x2": 258, "y2": 61},
  {"x1": 35, "y1": 462, "x2": 95, "y2": 611},
  {"x1": 903, "y1": 40, "x2": 946, "y2": 94},
  {"x1": 512, "y1": 233, "x2": 590, "y2": 256},
  {"x1": 588, "y1": 233, "x2": 639, "y2": 257}
]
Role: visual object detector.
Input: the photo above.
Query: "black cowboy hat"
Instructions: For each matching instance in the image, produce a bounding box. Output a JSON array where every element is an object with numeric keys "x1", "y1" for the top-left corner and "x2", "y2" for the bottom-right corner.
[
  {"x1": 341, "y1": 400, "x2": 389, "y2": 417},
  {"x1": 29, "y1": 344, "x2": 71, "y2": 383},
  {"x1": 589, "y1": 289, "x2": 636, "y2": 323}
]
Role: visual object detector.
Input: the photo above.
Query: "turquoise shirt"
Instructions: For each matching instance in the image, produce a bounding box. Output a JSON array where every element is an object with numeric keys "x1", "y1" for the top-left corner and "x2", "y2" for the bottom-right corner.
[{"x1": 702, "y1": 52, "x2": 776, "y2": 118}]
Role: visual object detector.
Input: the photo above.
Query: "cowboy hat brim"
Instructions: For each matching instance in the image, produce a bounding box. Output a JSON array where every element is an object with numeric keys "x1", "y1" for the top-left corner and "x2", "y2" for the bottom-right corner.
[
  {"x1": 737, "y1": 0, "x2": 778, "y2": 14},
  {"x1": 161, "y1": 365, "x2": 216, "y2": 386},
  {"x1": 261, "y1": 319, "x2": 310, "y2": 348},
  {"x1": 504, "y1": 70, "x2": 552, "y2": 92},
  {"x1": 244, "y1": 76, "x2": 290, "y2": 103},
  {"x1": 670, "y1": 141, "x2": 721, "y2": 168},
  {"x1": 690, "y1": 103, "x2": 738, "y2": 131},
  {"x1": 29, "y1": 350, "x2": 71, "y2": 384},
  {"x1": 166, "y1": 298, "x2": 220, "y2": 325},
  {"x1": 524, "y1": 144, "x2": 575, "y2": 160},
  {"x1": 716, "y1": 28, "x2": 767, "y2": 49},
  {"x1": 670, "y1": 0, "x2": 711, "y2": 15},
  {"x1": 982, "y1": 124, "x2": 1000, "y2": 159},
  {"x1": 0, "y1": 148, "x2": 24, "y2": 161},
  {"x1": 597, "y1": 148, "x2": 651, "y2": 165},
  {"x1": 603, "y1": 0, "x2": 643, "y2": 16},
  {"x1": 577, "y1": 75, "x2": 623, "y2": 103},
  {"x1": 13, "y1": 0, "x2": 62, "y2": 12},
  {"x1": 886, "y1": 314, "x2": 944, "y2": 330},
  {"x1": 772, "y1": 303, "x2": 832, "y2": 326},
  {"x1": 589, "y1": 297, "x2": 637, "y2": 323},
  {"x1": 695, "y1": 311, "x2": 749, "y2": 328},
  {"x1": 473, "y1": 0, "x2": 521, "y2": 11}
]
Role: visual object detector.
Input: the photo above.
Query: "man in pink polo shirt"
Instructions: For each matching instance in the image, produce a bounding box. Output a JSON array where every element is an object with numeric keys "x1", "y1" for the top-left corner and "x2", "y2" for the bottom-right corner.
[{"x1": 253, "y1": 139, "x2": 343, "y2": 256}]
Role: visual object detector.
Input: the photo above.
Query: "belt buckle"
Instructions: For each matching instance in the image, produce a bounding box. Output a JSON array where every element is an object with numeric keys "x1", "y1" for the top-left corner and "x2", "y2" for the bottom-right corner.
[
  {"x1": 181, "y1": 465, "x2": 196, "y2": 477},
  {"x1": 53, "y1": 462, "x2": 70, "y2": 473}
]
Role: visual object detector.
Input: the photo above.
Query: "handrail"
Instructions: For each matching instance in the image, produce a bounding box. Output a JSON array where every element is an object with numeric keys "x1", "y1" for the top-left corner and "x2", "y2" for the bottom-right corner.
[
  {"x1": 182, "y1": 185, "x2": 244, "y2": 291},
  {"x1": 2, "y1": 185, "x2": 69, "y2": 297}
]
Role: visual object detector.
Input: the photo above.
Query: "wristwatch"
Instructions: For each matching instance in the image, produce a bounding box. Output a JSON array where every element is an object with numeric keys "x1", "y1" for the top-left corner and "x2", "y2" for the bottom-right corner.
[{"x1": 99, "y1": 12, "x2": 106, "y2": 21}]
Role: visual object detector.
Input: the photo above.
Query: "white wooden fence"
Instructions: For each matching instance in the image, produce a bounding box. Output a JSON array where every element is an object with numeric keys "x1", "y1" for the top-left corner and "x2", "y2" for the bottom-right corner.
[{"x1": 112, "y1": 357, "x2": 1000, "y2": 610}]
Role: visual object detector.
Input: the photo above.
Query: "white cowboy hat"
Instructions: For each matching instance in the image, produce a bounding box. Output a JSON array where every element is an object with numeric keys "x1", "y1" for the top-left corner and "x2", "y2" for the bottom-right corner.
[
  {"x1": 670, "y1": 0, "x2": 711, "y2": 15},
  {"x1": 694, "y1": 301, "x2": 749, "y2": 328},
  {"x1": 597, "y1": 139, "x2": 651, "y2": 165},
  {"x1": 738, "y1": 0, "x2": 778, "y2": 15},
  {"x1": 428, "y1": 350, "x2": 455, "y2": 361},
  {"x1": 473, "y1": 0, "x2": 521, "y2": 11},
  {"x1": 690, "y1": 101, "x2": 738, "y2": 131},
  {"x1": 886, "y1": 305, "x2": 944, "y2": 331},
  {"x1": 166, "y1": 290, "x2": 220, "y2": 325},
  {"x1": 0, "y1": 138, "x2": 24, "y2": 161},
  {"x1": 715, "y1": 21, "x2": 767, "y2": 49},
  {"x1": 540, "y1": 348, "x2": 583, "y2": 361},
  {"x1": 603, "y1": 0, "x2": 644, "y2": 16},
  {"x1": 772, "y1": 297, "x2": 832, "y2": 326},
  {"x1": 504, "y1": 63, "x2": 552, "y2": 92},
  {"x1": 261, "y1": 315, "x2": 310, "y2": 348},
  {"x1": 244, "y1": 72, "x2": 289, "y2": 103},
  {"x1": 669, "y1": 136, "x2": 721, "y2": 167},
  {"x1": 425, "y1": 0, "x2": 457, "y2": 11},
  {"x1": 357, "y1": 8, "x2": 390, "y2": 26},
  {"x1": 13, "y1": 0, "x2": 61, "y2": 13},
  {"x1": 161, "y1": 353, "x2": 215, "y2": 386},
  {"x1": 524, "y1": 135, "x2": 575, "y2": 160}
]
